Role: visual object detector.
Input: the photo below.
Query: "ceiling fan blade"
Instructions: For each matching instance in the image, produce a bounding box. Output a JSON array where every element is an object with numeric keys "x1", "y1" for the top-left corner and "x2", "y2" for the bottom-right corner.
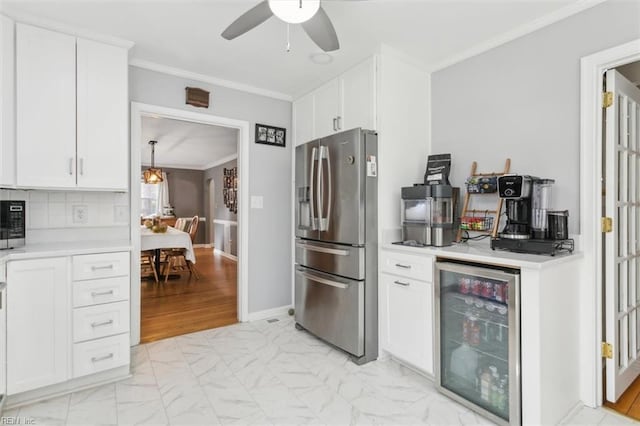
[
  {"x1": 301, "y1": 6, "x2": 339, "y2": 52},
  {"x1": 221, "y1": 1, "x2": 273, "y2": 40}
]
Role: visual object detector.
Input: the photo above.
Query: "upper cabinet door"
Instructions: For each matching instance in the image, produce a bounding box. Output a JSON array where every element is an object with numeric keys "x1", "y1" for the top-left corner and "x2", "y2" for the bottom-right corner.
[
  {"x1": 341, "y1": 57, "x2": 376, "y2": 132},
  {"x1": 313, "y1": 78, "x2": 341, "y2": 139},
  {"x1": 294, "y1": 92, "x2": 314, "y2": 146},
  {"x1": 76, "y1": 39, "x2": 128, "y2": 190},
  {"x1": 1, "y1": 16, "x2": 16, "y2": 187},
  {"x1": 16, "y1": 23, "x2": 76, "y2": 188}
]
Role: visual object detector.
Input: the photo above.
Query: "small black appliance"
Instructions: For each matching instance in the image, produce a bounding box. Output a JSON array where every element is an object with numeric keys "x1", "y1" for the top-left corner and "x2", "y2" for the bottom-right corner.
[
  {"x1": 491, "y1": 175, "x2": 573, "y2": 256},
  {"x1": 0, "y1": 200, "x2": 25, "y2": 249}
]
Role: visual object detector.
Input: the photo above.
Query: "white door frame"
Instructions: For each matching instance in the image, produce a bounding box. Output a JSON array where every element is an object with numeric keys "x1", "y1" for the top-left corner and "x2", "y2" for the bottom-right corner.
[
  {"x1": 129, "y1": 102, "x2": 250, "y2": 345},
  {"x1": 580, "y1": 38, "x2": 640, "y2": 407}
]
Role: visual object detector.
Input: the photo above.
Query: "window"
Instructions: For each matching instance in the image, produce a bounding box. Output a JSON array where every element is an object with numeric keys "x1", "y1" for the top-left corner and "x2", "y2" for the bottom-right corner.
[{"x1": 141, "y1": 182, "x2": 160, "y2": 217}]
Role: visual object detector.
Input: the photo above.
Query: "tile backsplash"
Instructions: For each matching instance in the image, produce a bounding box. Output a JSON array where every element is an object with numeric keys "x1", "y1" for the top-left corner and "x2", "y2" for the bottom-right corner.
[{"x1": 0, "y1": 190, "x2": 130, "y2": 244}]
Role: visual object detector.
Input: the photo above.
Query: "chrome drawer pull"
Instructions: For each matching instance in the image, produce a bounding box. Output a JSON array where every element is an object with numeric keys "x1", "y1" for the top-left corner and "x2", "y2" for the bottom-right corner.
[
  {"x1": 91, "y1": 264, "x2": 114, "y2": 271},
  {"x1": 91, "y1": 319, "x2": 114, "y2": 328},
  {"x1": 394, "y1": 280, "x2": 411, "y2": 287},
  {"x1": 296, "y1": 243, "x2": 349, "y2": 256},
  {"x1": 395, "y1": 263, "x2": 411, "y2": 269},
  {"x1": 91, "y1": 353, "x2": 114, "y2": 363},
  {"x1": 91, "y1": 290, "x2": 114, "y2": 297},
  {"x1": 298, "y1": 271, "x2": 348, "y2": 289}
]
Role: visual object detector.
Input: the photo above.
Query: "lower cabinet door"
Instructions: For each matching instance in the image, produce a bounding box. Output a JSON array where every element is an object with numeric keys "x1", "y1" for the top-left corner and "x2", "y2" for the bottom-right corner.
[
  {"x1": 380, "y1": 273, "x2": 433, "y2": 374},
  {"x1": 7, "y1": 257, "x2": 70, "y2": 394},
  {"x1": 73, "y1": 333, "x2": 130, "y2": 378}
]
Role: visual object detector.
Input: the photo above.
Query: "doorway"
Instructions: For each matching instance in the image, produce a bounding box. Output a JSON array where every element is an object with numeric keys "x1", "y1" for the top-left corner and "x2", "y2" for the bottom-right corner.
[
  {"x1": 579, "y1": 38, "x2": 640, "y2": 413},
  {"x1": 130, "y1": 102, "x2": 250, "y2": 345}
]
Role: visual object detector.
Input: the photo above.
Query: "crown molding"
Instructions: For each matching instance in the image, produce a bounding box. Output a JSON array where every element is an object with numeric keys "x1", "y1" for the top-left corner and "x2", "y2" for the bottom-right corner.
[
  {"x1": 428, "y1": 0, "x2": 608, "y2": 73},
  {"x1": 0, "y1": 11, "x2": 134, "y2": 49},
  {"x1": 129, "y1": 58, "x2": 293, "y2": 102}
]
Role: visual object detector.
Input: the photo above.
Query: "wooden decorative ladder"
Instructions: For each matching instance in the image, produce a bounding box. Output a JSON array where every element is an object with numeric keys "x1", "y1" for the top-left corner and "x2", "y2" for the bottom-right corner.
[{"x1": 456, "y1": 159, "x2": 511, "y2": 242}]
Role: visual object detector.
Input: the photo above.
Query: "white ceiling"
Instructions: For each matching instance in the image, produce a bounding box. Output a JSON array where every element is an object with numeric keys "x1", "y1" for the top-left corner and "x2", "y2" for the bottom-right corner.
[
  {"x1": 141, "y1": 116, "x2": 238, "y2": 170},
  {"x1": 2, "y1": 0, "x2": 585, "y2": 97}
]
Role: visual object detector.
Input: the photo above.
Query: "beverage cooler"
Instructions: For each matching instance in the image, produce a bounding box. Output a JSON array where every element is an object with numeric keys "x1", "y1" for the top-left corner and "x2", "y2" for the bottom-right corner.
[{"x1": 435, "y1": 260, "x2": 521, "y2": 426}]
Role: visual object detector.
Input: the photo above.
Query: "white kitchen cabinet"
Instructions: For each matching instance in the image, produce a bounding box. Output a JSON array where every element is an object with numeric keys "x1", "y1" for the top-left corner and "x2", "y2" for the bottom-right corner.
[
  {"x1": 341, "y1": 56, "x2": 376, "y2": 132},
  {"x1": 16, "y1": 23, "x2": 77, "y2": 189},
  {"x1": 1, "y1": 16, "x2": 16, "y2": 187},
  {"x1": 15, "y1": 23, "x2": 129, "y2": 191},
  {"x1": 314, "y1": 78, "x2": 341, "y2": 138},
  {"x1": 293, "y1": 92, "x2": 314, "y2": 147},
  {"x1": 292, "y1": 56, "x2": 376, "y2": 144},
  {"x1": 76, "y1": 38, "x2": 128, "y2": 190},
  {"x1": 7, "y1": 257, "x2": 70, "y2": 394},
  {"x1": 379, "y1": 249, "x2": 434, "y2": 374},
  {"x1": 380, "y1": 274, "x2": 433, "y2": 374}
]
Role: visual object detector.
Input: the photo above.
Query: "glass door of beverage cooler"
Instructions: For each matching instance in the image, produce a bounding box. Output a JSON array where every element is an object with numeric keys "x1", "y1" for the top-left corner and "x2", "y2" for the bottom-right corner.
[{"x1": 435, "y1": 261, "x2": 520, "y2": 426}]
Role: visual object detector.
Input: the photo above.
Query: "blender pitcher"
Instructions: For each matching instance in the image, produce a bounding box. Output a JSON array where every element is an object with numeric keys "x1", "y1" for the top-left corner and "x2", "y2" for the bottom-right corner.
[{"x1": 531, "y1": 179, "x2": 555, "y2": 239}]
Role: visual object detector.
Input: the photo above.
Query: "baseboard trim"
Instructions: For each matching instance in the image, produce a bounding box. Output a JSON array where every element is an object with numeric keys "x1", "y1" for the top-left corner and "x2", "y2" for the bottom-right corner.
[
  {"x1": 247, "y1": 305, "x2": 293, "y2": 322},
  {"x1": 213, "y1": 247, "x2": 237, "y2": 261},
  {"x1": 193, "y1": 243, "x2": 213, "y2": 249}
]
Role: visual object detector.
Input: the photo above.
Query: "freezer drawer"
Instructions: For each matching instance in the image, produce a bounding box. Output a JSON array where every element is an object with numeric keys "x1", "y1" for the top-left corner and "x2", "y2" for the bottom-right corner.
[
  {"x1": 294, "y1": 265, "x2": 364, "y2": 356},
  {"x1": 295, "y1": 239, "x2": 364, "y2": 280}
]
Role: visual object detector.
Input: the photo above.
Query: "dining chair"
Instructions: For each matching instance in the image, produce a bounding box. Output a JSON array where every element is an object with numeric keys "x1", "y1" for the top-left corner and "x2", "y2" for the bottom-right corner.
[
  {"x1": 173, "y1": 217, "x2": 187, "y2": 231},
  {"x1": 140, "y1": 250, "x2": 159, "y2": 283},
  {"x1": 163, "y1": 215, "x2": 201, "y2": 283}
]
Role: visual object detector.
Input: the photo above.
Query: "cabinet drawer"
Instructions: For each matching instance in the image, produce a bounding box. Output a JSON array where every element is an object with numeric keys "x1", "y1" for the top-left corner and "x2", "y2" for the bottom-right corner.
[
  {"x1": 73, "y1": 300, "x2": 129, "y2": 343},
  {"x1": 73, "y1": 276, "x2": 129, "y2": 307},
  {"x1": 73, "y1": 252, "x2": 129, "y2": 281},
  {"x1": 73, "y1": 333, "x2": 129, "y2": 378},
  {"x1": 380, "y1": 251, "x2": 433, "y2": 281}
]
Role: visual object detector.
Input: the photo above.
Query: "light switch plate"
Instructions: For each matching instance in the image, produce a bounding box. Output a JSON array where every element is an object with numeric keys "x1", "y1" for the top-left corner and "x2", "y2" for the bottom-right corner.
[{"x1": 251, "y1": 196, "x2": 263, "y2": 209}]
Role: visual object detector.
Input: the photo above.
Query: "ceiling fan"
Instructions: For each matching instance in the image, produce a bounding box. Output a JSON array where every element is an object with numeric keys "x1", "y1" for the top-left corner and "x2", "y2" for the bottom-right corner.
[{"x1": 221, "y1": 0, "x2": 348, "y2": 52}]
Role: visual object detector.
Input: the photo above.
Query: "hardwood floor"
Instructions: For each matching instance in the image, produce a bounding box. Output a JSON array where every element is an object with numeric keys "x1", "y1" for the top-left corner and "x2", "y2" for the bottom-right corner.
[
  {"x1": 140, "y1": 247, "x2": 238, "y2": 343},
  {"x1": 604, "y1": 374, "x2": 640, "y2": 421}
]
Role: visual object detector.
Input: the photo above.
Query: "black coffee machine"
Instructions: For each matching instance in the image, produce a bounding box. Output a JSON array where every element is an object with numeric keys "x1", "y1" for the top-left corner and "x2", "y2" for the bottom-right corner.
[{"x1": 490, "y1": 175, "x2": 573, "y2": 255}]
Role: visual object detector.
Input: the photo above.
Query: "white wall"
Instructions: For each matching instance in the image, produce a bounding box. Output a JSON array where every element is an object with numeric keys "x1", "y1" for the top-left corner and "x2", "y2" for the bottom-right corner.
[
  {"x1": 130, "y1": 66, "x2": 292, "y2": 314},
  {"x1": 431, "y1": 1, "x2": 640, "y2": 236},
  {"x1": 0, "y1": 189, "x2": 129, "y2": 244}
]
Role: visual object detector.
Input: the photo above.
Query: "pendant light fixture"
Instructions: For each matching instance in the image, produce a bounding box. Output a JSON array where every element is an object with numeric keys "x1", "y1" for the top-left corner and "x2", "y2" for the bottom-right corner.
[{"x1": 143, "y1": 140, "x2": 163, "y2": 184}]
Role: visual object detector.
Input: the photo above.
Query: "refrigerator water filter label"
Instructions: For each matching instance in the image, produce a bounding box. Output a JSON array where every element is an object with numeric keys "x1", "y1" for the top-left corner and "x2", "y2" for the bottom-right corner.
[{"x1": 366, "y1": 155, "x2": 377, "y2": 177}]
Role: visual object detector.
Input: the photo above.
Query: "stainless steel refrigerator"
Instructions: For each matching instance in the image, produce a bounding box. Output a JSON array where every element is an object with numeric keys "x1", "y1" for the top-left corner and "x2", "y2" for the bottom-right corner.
[
  {"x1": 294, "y1": 128, "x2": 378, "y2": 365},
  {"x1": 435, "y1": 260, "x2": 521, "y2": 426}
]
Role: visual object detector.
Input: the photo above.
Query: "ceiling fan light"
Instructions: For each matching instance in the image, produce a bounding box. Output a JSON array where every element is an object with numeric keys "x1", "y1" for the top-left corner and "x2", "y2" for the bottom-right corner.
[{"x1": 268, "y1": 0, "x2": 320, "y2": 24}]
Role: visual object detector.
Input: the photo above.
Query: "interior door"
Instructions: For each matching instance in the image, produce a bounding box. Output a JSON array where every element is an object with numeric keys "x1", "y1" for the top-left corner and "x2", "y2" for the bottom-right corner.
[{"x1": 605, "y1": 69, "x2": 640, "y2": 402}]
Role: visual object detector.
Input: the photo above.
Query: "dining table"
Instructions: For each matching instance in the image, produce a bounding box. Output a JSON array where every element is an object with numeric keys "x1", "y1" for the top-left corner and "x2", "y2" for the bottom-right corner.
[{"x1": 140, "y1": 225, "x2": 196, "y2": 277}]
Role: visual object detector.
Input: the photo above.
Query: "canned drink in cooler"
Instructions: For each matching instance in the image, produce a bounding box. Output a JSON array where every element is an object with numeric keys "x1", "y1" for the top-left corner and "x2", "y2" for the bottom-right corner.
[
  {"x1": 482, "y1": 281, "x2": 493, "y2": 299},
  {"x1": 460, "y1": 277, "x2": 471, "y2": 294},
  {"x1": 494, "y1": 282, "x2": 504, "y2": 302},
  {"x1": 472, "y1": 279, "x2": 483, "y2": 296}
]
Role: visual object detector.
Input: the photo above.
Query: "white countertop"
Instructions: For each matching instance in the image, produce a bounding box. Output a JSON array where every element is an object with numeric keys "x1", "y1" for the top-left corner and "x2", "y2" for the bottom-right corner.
[
  {"x1": 0, "y1": 240, "x2": 132, "y2": 262},
  {"x1": 382, "y1": 239, "x2": 582, "y2": 269}
]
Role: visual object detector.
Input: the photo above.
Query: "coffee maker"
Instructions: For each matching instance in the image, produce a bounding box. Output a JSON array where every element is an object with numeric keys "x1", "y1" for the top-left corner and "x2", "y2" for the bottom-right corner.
[{"x1": 490, "y1": 175, "x2": 574, "y2": 255}]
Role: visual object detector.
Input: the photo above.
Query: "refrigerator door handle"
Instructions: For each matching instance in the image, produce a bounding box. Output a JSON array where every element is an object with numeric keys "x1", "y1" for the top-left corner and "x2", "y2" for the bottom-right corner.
[
  {"x1": 318, "y1": 145, "x2": 332, "y2": 231},
  {"x1": 295, "y1": 242, "x2": 349, "y2": 256},
  {"x1": 297, "y1": 269, "x2": 349, "y2": 289},
  {"x1": 317, "y1": 146, "x2": 324, "y2": 231},
  {"x1": 309, "y1": 147, "x2": 318, "y2": 230}
]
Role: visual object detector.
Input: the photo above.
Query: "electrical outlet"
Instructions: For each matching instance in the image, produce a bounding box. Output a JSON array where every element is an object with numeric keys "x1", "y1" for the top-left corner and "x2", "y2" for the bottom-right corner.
[
  {"x1": 72, "y1": 204, "x2": 88, "y2": 224},
  {"x1": 114, "y1": 206, "x2": 128, "y2": 223}
]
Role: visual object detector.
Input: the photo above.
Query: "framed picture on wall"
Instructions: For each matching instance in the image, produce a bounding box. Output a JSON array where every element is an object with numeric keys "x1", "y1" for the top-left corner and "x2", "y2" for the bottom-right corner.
[{"x1": 255, "y1": 123, "x2": 286, "y2": 148}]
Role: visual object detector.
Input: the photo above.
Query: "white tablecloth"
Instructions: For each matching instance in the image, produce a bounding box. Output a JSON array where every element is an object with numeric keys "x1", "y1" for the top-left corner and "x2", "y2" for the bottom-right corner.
[{"x1": 140, "y1": 226, "x2": 196, "y2": 263}]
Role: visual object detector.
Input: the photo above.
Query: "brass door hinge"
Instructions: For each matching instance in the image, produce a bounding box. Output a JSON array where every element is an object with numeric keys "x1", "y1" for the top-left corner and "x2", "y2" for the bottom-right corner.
[
  {"x1": 602, "y1": 217, "x2": 613, "y2": 233},
  {"x1": 602, "y1": 342, "x2": 613, "y2": 359},
  {"x1": 603, "y1": 91, "x2": 613, "y2": 108}
]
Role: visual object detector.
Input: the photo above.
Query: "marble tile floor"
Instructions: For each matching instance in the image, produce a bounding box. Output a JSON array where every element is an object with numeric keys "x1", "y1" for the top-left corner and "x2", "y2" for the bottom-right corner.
[{"x1": 2, "y1": 315, "x2": 637, "y2": 426}]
